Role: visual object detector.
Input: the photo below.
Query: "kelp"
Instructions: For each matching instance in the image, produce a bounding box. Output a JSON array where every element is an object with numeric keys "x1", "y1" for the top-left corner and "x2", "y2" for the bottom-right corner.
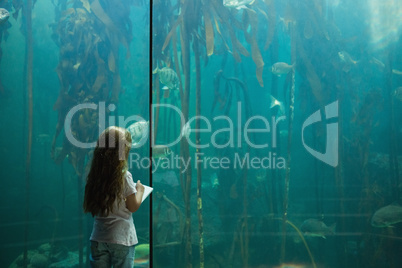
[
  {"x1": 273, "y1": 0, "x2": 342, "y2": 262},
  {"x1": 12, "y1": 0, "x2": 23, "y2": 20},
  {"x1": 279, "y1": 0, "x2": 339, "y2": 106},
  {"x1": 385, "y1": 52, "x2": 400, "y2": 201},
  {"x1": 23, "y1": 0, "x2": 33, "y2": 265},
  {"x1": 279, "y1": 18, "x2": 297, "y2": 262},
  {"x1": 154, "y1": 193, "x2": 185, "y2": 247},
  {"x1": 211, "y1": 70, "x2": 252, "y2": 118},
  {"x1": 160, "y1": 0, "x2": 272, "y2": 88},
  {"x1": 0, "y1": 0, "x2": 23, "y2": 96},
  {"x1": 242, "y1": 8, "x2": 265, "y2": 87},
  {"x1": 50, "y1": 1, "x2": 136, "y2": 266},
  {"x1": 210, "y1": 70, "x2": 253, "y2": 267},
  {"x1": 203, "y1": 9, "x2": 214, "y2": 57},
  {"x1": 155, "y1": 1, "x2": 275, "y2": 266},
  {"x1": 194, "y1": 38, "x2": 205, "y2": 268},
  {"x1": 51, "y1": 0, "x2": 134, "y2": 178},
  {"x1": 261, "y1": 0, "x2": 276, "y2": 50},
  {"x1": 351, "y1": 89, "x2": 383, "y2": 171}
]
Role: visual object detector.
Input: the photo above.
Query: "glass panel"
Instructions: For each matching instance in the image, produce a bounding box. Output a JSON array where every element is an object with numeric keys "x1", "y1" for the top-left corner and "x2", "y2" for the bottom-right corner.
[
  {"x1": 0, "y1": 0, "x2": 150, "y2": 266},
  {"x1": 152, "y1": 0, "x2": 402, "y2": 267},
  {"x1": 1, "y1": 0, "x2": 401, "y2": 267}
]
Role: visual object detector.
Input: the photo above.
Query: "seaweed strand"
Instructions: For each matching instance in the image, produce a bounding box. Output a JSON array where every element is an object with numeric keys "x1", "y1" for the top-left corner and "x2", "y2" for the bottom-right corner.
[
  {"x1": 194, "y1": 38, "x2": 205, "y2": 268},
  {"x1": 172, "y1": 33, "x2": 186, "y2": 199},
  {"x1": 284, "y1": 220, "x2": 317, "y2": 268},
  {"x1": 23, "y1": 0, "x2": 34, "y2": 265},
  {"x1": 386, "y1": 49, "x2": 400, "y2": 200},
  {"x1": 180, "y1": 14, "x2": 193, "y2": 267},
  {"x1": 280, "y1": 21, "x2": 296, "y2": 263}
]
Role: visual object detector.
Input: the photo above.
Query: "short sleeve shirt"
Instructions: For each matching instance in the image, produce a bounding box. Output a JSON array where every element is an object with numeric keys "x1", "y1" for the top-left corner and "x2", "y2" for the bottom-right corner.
[{"x1": 90, "y1": 171, "x2": 138, "y2": 246}]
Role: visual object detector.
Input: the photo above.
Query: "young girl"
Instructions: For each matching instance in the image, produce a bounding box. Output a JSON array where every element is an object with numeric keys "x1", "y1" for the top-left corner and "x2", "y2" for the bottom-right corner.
[{"x1": 83, "y1": 126, "x2": 145, "y2": 267}]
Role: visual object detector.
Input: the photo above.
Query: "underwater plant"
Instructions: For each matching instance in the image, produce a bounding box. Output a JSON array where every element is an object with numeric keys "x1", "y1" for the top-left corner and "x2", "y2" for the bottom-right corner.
[
  {"x1": 49, "y1": 0, "x2": 137, "y2": 265},
  {"x1": 51, "y1": 0, "x2": 134, "y2": 177},
  {"x1": 0, "y1": 0, "x2": 22, "y2": 95}
]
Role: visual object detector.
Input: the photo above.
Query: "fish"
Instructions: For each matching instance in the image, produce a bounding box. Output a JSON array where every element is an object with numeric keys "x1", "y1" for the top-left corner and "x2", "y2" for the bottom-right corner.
[
  {"x1": 300, "y1": 219, "x2": 336, "y2": 239},
  {"x1": 209, "y1": 173, "x2": 220, "y2": 188},
  {"x1": 370, "y1": 57, "x2": 385, "y2": 69},
  {"x1": 393, "y1": 87, "x2": 402, "y2": 102},
  {"x1": 223, "y1": 0, "x2": 256, "y2": 10},
  {"x1": 152, "y1": 67, "x2": 179, "y2": 91},
  {"x1": 0, "y1": 8, "x2": 10, "y2": 25},
  {"x1": 338, "y1": 51, "x2": 358, "y2": 73},
  {"x1": 269, "y1": 95, "x2": 281, "y2": 109},
  {"x1": 392, "y1": 69, "x2": 402, "y2": 75},
  {"x1": 338, "y1": 51, "x2": 358, "y2": 65},
  {"x1": 371, "y1": 203, "x2": 402, "y2": 227},
  {"x1": 152, "y1": 145, "x2": 172, "y2": 158},
  {"x1": 127, "y1": 121, "x2": 149, "y2": 147},
  {"x1": 181, "y1": 121, "x2": 191, "y2": 139},
  {"x1": 271, "y1": 62, "x2": 295, "y2": 76},
  {"x1": 269, "y1": 95, "x2": 285, "y2": 117}
]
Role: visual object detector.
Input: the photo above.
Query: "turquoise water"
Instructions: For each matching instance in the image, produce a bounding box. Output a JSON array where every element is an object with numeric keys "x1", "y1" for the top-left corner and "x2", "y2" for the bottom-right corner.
[{"x1": 0, "y1": 0, "x2": 401, "y2": 267}]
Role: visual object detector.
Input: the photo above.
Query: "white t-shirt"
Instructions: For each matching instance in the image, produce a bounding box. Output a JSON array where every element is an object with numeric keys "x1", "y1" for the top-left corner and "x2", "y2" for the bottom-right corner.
[{"x1": 90, "y1": 171, "x2": 138, "y2": 246}]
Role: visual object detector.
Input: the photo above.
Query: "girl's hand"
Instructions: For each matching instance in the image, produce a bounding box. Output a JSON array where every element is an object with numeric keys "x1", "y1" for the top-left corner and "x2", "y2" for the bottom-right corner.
[{"x1": 136, "y1": 180, "x2": 145, "y2": 193}]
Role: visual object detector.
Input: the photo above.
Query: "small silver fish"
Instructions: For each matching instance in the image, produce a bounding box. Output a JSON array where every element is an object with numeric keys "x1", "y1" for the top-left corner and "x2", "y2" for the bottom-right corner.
[
  {"x1": 153, "y1": 67, "x2": 179, "y2": 91},
  {"x1": 300, "y1": 219, "x2": 336, "y2": 239},
  {"x1": 393, "y1": 87, "x2": 402, "y2": 102},
  {"x1": 181, "y1": 121, "x2": 191, "y2": 139},
  {"x1": 338, "y1": 51, "x2": 358, "y2": 65},
  {"x1": 269, "y1": 95, "x2": 285, "y2": 116},
  {"x1": 370, "y1": 57, "x2": 385, "y2": 69},
  {"x1": 371, "y1": 203, "x2": 402, "y2": 227},
  {"x1": 223, "y1": 0, "x2": 255, "y2": 9},
  {"x1": 392, "y1": 69, "x2": 402, "y2": 75},
  {"x1": 0, "y1": 8, "x2": 9, "y2": 24},
  {"x1": 271, "y1": 62, "x2": 295, "y2": 76},
  {"x1": 152, "y1": 145, "x2": 172, "y2": 159}
]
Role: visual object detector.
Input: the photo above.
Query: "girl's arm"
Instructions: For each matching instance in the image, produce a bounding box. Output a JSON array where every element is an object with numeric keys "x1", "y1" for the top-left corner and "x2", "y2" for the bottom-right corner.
[{"x1": 126, "y1": 180, "x2": 145, "y2": 212}]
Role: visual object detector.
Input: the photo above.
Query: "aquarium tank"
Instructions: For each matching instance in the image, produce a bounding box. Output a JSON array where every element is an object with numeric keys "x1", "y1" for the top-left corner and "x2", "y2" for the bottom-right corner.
[{"x1": 0, "y1": 0, "x2": 401, "y2": 267}]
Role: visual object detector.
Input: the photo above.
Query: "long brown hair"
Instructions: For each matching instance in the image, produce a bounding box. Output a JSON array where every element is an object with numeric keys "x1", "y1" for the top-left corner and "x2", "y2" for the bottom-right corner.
[{"x1": 83, "y1": 126, "x2": 132, "y2": 217}]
